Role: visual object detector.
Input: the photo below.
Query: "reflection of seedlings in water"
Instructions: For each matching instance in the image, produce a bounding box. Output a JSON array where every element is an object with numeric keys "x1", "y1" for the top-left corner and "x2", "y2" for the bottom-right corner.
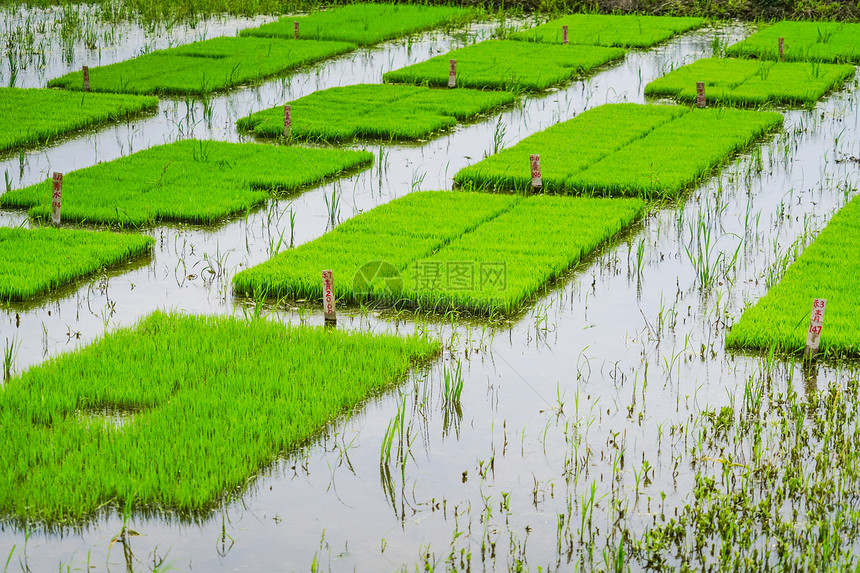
[{"x1": 441, "y1": 358, "x2": 463, "y2": 439}]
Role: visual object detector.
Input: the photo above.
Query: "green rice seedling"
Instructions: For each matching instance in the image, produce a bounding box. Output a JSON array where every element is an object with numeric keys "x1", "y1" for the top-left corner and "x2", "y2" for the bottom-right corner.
[
  {"x1": 454, "y1": 103, "x2": 782, "y2": 197},
  {"x1": 441, "y1": 359, "x2": 464, "y2": 406},
  {"x1": 0, "y1": 88, "x2": 157, "y2": 153},
  {"x1": 48, "y1": 37, "x2": 355, "y2": 96},
  {"x1": 0, "y1": 311, "x2": 439, "y2": 522},
  {"x1": 510, "y1": 14, "x2": 705, "y2": 48},
  {"x1": 237, "y1": 84, "x2": 515, "y2": 142},
  {"x1": 725, "y1": 20, "x2": 860, "y2": 63},
  {"x1": 0, "y1": 140, "x2": 372, "y2": 226},
  {"x1": 0, "y1": 227, "x2": 154, "y2": 302},
  {"x1": 726, "y1": 195, "x2": 860, "y2": 357},
  {"x1": 645, "y1": 58, "x2": 855, "y2": 107},
  {"x1": 234, "y1": 191, "x2": 644, "y2": 316},
  {"x1": 239, "y1": 4, "x2": 471, "y2": 47},
  {"x1": 383, "y1": 40, "x2": 624, "y2": 92}
]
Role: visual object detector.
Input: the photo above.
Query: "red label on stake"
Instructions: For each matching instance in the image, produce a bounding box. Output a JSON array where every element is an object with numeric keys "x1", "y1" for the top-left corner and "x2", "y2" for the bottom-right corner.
[
  {"x1": 448, "y1": 59, "x2": 457, "y2": 89},
  {"x1": 696, "y1": 82, "x2": 706, "y2": 108},
  {"x1": 321, "y1": 270, "x2": 336, "y2": 323},
  {"x1": 778, "y1": 37, "x2": 785, "y2": 61},
  {"x1": 294, "y1": 21, "x2": 299, "y2": 39},
  {"x1": 562, "y1": 25, "x2": 569, "y2": 44},
  {"x1": 82, "y1": 66, "x2": 90, "y2": 91},
  {"x1": 284, "y1": 105, "x2": 292, "y2": 137},
  {"x1": 529, "y1": 154, "x2": 542, "y2": 190},
  {"x1": 51, "y1": 172, "x2": 62, "y2": 225},
  {"x1": 805, "y1": 298, "x2": 826, "y2": 357}
]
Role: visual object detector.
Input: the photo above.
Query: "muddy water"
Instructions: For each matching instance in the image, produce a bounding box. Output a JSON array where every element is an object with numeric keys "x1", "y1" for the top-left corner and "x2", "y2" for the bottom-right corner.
[{"x1": 1, "y1": 8, "x2": 859, "y2": 571}]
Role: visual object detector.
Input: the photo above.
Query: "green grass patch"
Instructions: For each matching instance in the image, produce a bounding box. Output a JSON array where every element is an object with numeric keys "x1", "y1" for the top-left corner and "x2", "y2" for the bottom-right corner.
[
  {"x1": 454, "y1": 103, "x2": 782, "y2": 197},
  {"x1": 726, "y1": 196, "x2": 860, "y2": 358},
  {"x1": 725, "y1": 20, "x2": 860, "y2": 63},
  {"x1": 383, "y1": 40, "x2": 624, "y2": 92},
  {"x1": 0, "y1": 88, "x2": 157, "y2": 154},
  {"x1": 240, "y1": 3, "x2": 471, "y2": 46},
  {"x1": 0, "y1": 227, "x2": 154, "y2": 302},
  {"x1": 0, "y1": 140, "x2": 372, "y2": 226},
  {"x1": 237, "y1": 83, "x2": 515, "y2": 141},
  {"x1": 511, "y1": 14, "x2": 705, "y2": 48},
  {"x1": 0, "y1": 311, "x2": 438, "y2": 522},
  {"x1": 233, "y1": 191, "x2": 643, "y2": 316},
  {"x1": 47, "y1": 37, "x2": 355, "y2": 96},
  {"x1": 645, "y1": 58, "x2": 855, "y2": 106}
]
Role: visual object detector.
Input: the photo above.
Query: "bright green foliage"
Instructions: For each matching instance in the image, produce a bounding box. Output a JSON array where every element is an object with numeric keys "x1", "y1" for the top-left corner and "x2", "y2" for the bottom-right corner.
[
  {"x1": 0, "y1": 88, "x2": 157, "y2": 153},
  {"x1": 454, "y1": 103, "x2": 782, "y2": 197},
  {"x1": 0, "y1": 311, "x2": 438, "y2": 521},
  {"x1": 237, "y1": 83, "x2": 515, "y2": 141},
  {"x1": 240, "y1": 3, "x2": 471, "y2": 46},
  {"x1": 0, "y1": 140, "x2": 372, "y2": 226},
  {"x1": 47, "y1": 37, "x2": 355, "y2": 95},
  {"x1": 383, "y1": 40, "x2": 624, "y2": 92},
  {"x1": 234, "y1": 191, "x2": 643, "y2": 315},
  {"x1": 726, "y1": 20, "x2": 860, "y2": 63},
  {"x1": 645, "y1": 58, "x2": 855, "y2": 106},
  {"x1": 0, "y1": 227, "x2": 154, "y2": 302},
  {"x1": 727, "y1": 196, "x2": 860, "y2": 357},
  {"x1": 511, "y1": 14, "x2": 705, "y2": 48}
]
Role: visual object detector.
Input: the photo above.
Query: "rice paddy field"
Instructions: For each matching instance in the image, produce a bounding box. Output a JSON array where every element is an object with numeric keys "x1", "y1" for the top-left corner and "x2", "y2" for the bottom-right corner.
[
  {"x1": 1, "y1": 5, "x2": 860, "y2": 572},
  {"x1": 511, "y1": 14, "x2": 706, "y2": 47},
  {"x1": 725, "y1": 20, "x2": 860, "y2": 63},
  {"x1": 237, "y1": 83, "x2": 516, "y2": 141},
  {"x1": 645, "y1": 57, "x2": 855, "y2": 107}
]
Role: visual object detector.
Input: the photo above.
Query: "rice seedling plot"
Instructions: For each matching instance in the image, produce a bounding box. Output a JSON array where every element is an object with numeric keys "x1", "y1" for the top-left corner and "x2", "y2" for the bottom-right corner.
[
  {"x1": 0, "y1": 140, "x2": 372, "y2": 226},
  {"x1": 727, "y1": 195, "x2": 860, "y2": 357},
  {"x1": 239, "y1": 3, "x2": 470, "y2": 46},
  {"x1": 0, "y1": 88, "x2": 157, "y2": 153},
  {"x1": 0, "y1": 227, "x2": 154, "y2": 302},
  {"x1": 510, "y1": 14, "x2": 705, "y2": 48},
  {"x1": 0, "y1": 311, "x2": 438, "y2": 522},
  {"x1": 455, "y1": 103, "x2": 783, "y2": 196},
  {"x1": 645, "y1": 58, "x2": 855, "y2": 106},
  {"x1": 47, "y1": 37, "x2": 355, "y2": 96},
  {"x1": 237, "y1": 84, "x2": 515, "y2": 141},
  {"x1": 234, "y1": 192, "x2": 643, "y2": 315},
  {"x1": 383, "y1": 40, "x2": 624, "y2": 92},
  {"x1": 725, "y1": 20, "x2": 860, "y2": 63}
]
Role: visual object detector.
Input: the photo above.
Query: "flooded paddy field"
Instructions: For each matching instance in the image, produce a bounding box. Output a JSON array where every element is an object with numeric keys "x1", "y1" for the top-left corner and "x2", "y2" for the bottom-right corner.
[{"x1": 1, "y1": 6, "x2": 859, "y2": 571}]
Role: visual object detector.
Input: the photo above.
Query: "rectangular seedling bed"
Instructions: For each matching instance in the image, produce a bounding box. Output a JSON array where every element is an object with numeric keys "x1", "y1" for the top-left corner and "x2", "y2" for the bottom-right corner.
[
  {"x1": 511, "y1": 14, "x2": 705, "y2": 48},
  {"x1": 233, "y1": 191, "x2": 644, "y2": 316},
  {"x1": 240, "y1": 3, "x2": 471, "y2": 46},
  {"x1": 0, "y1": 88, "x2": 157, "y2": 153},
  {"x1": 0, "y1": 311, "x2": 438, "y2": 522},
  {"x1": 726, "y1": 195, "x2": 860, "y2": 357},
  {"x1": 237, "y1": 83, "x2": 515, "y2": 141},
  {"x1": 0, "y1": 140, "x2": 372, "y2": 226},
  {"x1": 47, "y1": 37, "x2": 355, "y2": 96},
  {"x1": 383, "y1": 40, "x2": 624, "y2": 92},
  {"x1": 646, "y1": 58, "x2": 855, "y2": 106},
  {"x1": 0, "y1": 227, "x2": 153, "y2": 301},
  {"x1": 454, "y1": 103, "x2": 783, "y2": 197},
  {"x1": 726, "y1": 20, "x2": 860, "y2": 63}
]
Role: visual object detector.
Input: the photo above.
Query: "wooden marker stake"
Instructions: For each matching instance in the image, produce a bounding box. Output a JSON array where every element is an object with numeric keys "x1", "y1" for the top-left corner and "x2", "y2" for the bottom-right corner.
[
  {"x1": 529, "y1": 154, "x2": 542, "y2": 191},
  {"x1": 696, "y1": 81, "x2": 706, "y2": 108},
  {"x1": 284, "y1": 105, "x2": 292, "y2": 138},
  {"x1": 778, "y1": 37, "x2": 785, "y2": 61},
  {"x1": 51, "y1": 172, "x2": 63, "y2": 226},
  {"x1": 294, "y1": 21, "x2": 300, "y2": 39},
  {"x1": 82, "y1": 66, "x2": 90, "y2": 92},
  {"x1": 562, "y1": 25, "x2": 569, "y2": 45},
  {"x1": 448, "y1": 59, "x2": 457, "y2": 89},
  {"x1": 321, "y1": 270, "x2": 336, "y2": 325},
  {"x1": 804, "y1": 298, "x2": 826, "y2": 360}
]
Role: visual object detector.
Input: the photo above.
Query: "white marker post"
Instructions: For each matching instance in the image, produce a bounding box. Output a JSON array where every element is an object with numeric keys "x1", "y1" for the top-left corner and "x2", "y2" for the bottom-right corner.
[
  {"x1": 284, "y1": 105, "x2": 292, "y2": 138},
  {"x1": 696, "y1": 81, "x2": 706, "y2": 108},
  {"x1": 321, "y1": 270, "x2": 336, "y2": 325},
  {"x1": 529, "y1": 154, "x2": 542, "y2": 191},
  {"x1": 778, "y1": 37, "x2": 785, "y2": 62},
  {"x1": 294, "y1": 21, "x2": 299, "y2": 39},
  {"x1": 82, "y1": 66, "x2": 90, "y2": 92},
  {"x1": 562, "y1": 25, "x2": 569, "y2": 45},
  {"x1": 51, "y1": 172, "x2": 62, "y2": 226},
  {"x1": 448, "y1": 59, "x2": 457, "y2": 89},
  {"x1": 804, "y1": 298, "x2": 826, "y2": 360}
]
